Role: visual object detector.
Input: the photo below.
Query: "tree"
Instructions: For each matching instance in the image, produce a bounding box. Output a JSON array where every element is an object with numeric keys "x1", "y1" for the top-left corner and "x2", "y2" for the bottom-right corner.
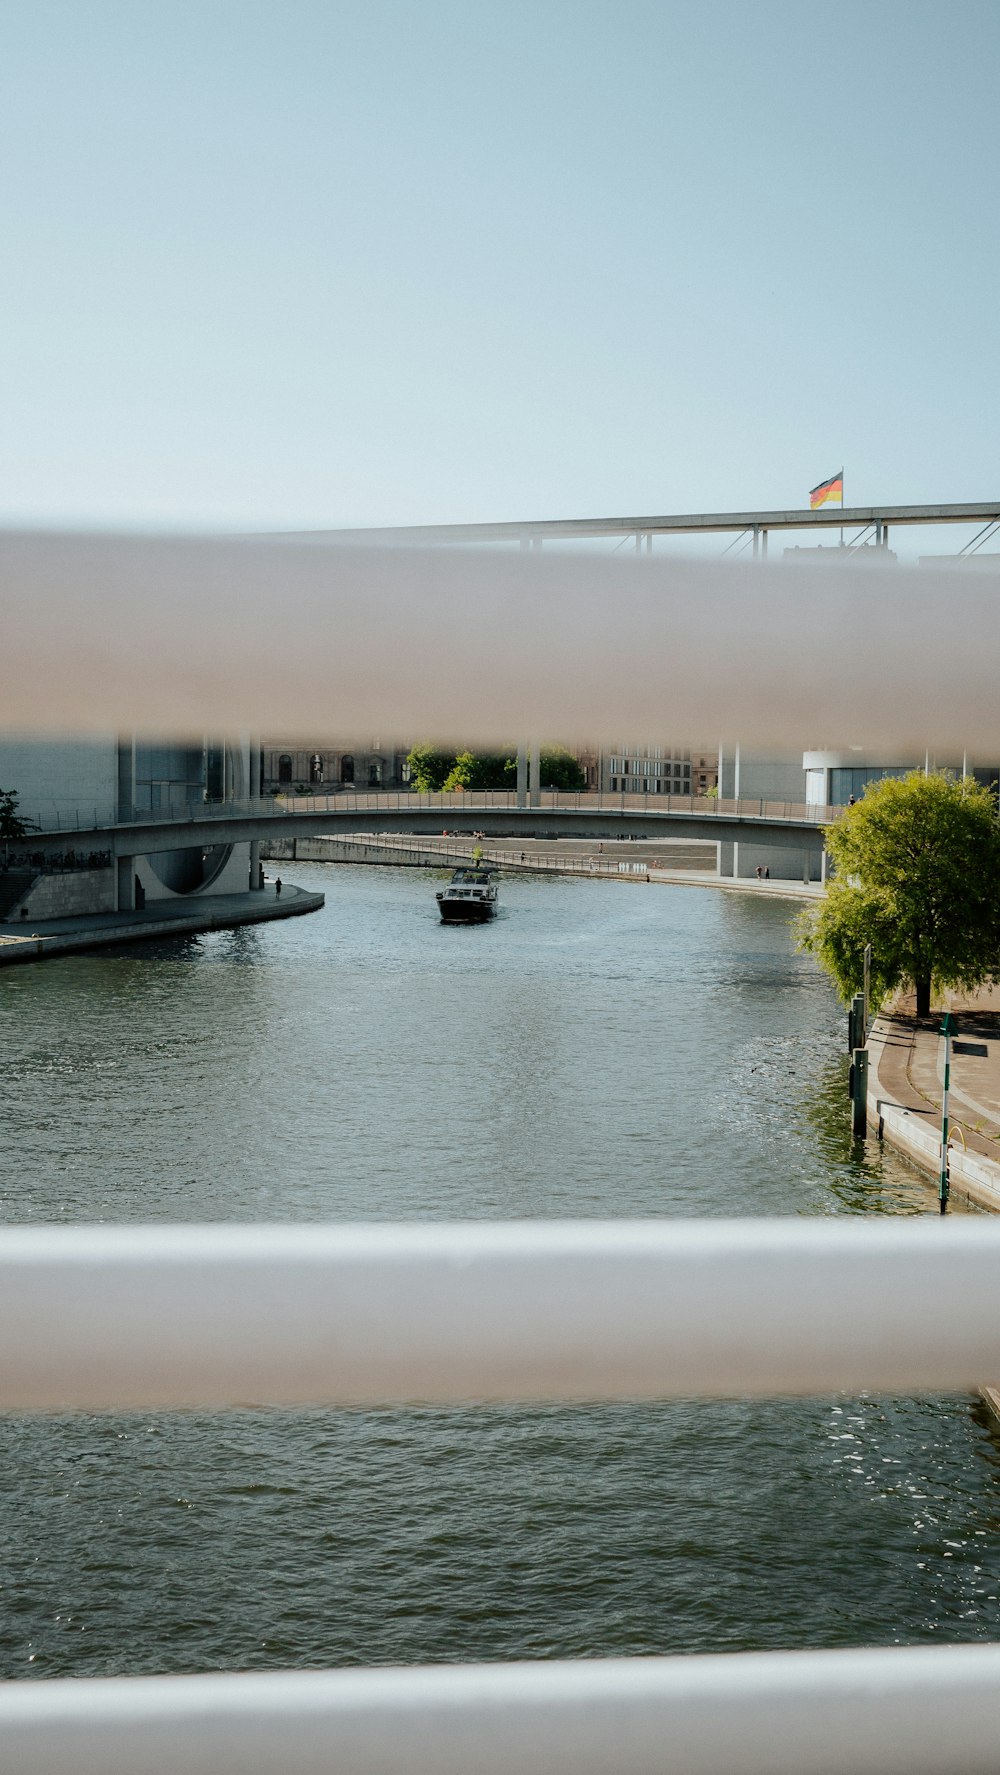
[
  {"x1": 0, "y1": 789, "x2": 36, "y2": 840},
  {"x1": 405, "y1": 744, "x2": 456, "y2": 792},
  {"x1": 441, "y1": 751, "x2": 513, "y2": 792},
  {"x1": 797, "y1": 771, "x2": 1000, "y2": 1018},
  {"x1": 406, "y1": 743, "x2": 586, "y2": 794},
  {"x1": 539, "y1": 747, "x2": 586, "y2": 792}
]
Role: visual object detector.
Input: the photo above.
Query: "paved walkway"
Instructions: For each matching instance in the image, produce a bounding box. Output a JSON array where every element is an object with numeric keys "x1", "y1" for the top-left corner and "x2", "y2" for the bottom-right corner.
[
  {"x1": 868, "y1": 987, "x2": 1000, "y2": 1210},
  {"x1": 0, "y1": 882, "x2": 323, "y2": 966}
]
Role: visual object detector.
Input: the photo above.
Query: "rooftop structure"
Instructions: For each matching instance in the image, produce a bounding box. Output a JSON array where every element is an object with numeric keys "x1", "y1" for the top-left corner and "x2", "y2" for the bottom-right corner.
[{"x1": 303, "y1": 500, "x2": 1000, "y2": 552}]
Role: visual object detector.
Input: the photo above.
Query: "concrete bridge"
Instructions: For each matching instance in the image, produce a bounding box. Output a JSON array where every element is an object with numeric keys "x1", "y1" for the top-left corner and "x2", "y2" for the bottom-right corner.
[{"x1": 18, "y1": 790, "x2": 835, "y2": 897}]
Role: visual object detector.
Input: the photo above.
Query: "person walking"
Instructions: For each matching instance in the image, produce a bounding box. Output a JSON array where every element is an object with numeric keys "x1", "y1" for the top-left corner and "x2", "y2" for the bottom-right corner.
[{"x1": 275, "y1": 877, "x2": 282, "y2": 898}]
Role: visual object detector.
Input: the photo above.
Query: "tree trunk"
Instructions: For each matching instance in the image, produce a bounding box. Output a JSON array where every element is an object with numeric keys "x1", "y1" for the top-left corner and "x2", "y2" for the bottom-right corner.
[{"x1": 915, "y1": 977, "x2": 931, "y2": 1017}]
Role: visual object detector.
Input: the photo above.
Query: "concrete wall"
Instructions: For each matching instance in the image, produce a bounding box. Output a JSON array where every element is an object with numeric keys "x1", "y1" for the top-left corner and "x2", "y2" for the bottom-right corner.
[
  {"x1": 263, "y1": 837, "x2": 454, "y2": 867},
  {"x1": 195, "y1": 842, "x2": 252, "y2": 895},
  {"x1": 718, "y1": 840, "x2": 823, "y2": 882},
  {"x1": 11, "y1": 868, "x2": 116, "y2": 921},
  {"x1": 716, "y1": 751, "x2": 820, "y2": 879},
  {"x1": 134, "y1": 842, "x2": 252, "y2": 903},
  {"x1": 0, "y1": 737, "x2": 119, "y2": 831},
  {"x1": 719, "y1": 751, "x2": 807, "y2": 801}
]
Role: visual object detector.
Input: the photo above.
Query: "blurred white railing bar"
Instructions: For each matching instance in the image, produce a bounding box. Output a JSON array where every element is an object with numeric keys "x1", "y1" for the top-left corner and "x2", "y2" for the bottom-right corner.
[
  {"x1": 3, "y1": 1219, "x2": 1000, "y2": 1412},
  {"x1": 2, "y1": 531, "x2": 999, "y2": 752},
  {"x1": 5, "y1": 1644, "x2": 1000, "y2": 1775}
]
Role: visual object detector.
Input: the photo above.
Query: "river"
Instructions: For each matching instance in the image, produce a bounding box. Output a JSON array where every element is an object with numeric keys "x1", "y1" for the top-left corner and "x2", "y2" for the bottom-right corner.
[{"x1": 2, "y1": 864, "x2": 999, "y2": 1677}]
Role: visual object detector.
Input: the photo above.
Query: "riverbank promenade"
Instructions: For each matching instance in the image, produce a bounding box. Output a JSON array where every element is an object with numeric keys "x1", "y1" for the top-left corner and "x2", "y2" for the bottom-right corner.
[
  {"x1": 869, "y1": 987, "x2": 1000, "y2": 1212},
  {"x1": 0, "y1": 880, "x2": 322, "y2": 966},
  {"x1": 262, "y1": 832, "x2": 828, "y2": 900}
]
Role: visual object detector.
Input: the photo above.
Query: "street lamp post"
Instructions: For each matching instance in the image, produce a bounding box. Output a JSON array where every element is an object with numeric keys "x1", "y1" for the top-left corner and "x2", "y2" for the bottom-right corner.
[{"x1": 939, "y1": 1011, "x2": 954, "y2": 1215}]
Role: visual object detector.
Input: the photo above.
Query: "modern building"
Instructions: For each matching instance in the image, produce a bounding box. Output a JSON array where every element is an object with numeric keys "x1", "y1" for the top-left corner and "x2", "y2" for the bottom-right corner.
[
  {"x1": 804, "y1": 750, "x2": 1000, "y2": 806},
  {"x1": 717, "y1": 745, "x2": 1000, "y2": 881},
  {"x1": 599, "y1": 746, "x2": 695, "y2": 795},
  {"x1": 0, "y1": 735, "x2": 257, "y2": 916}
]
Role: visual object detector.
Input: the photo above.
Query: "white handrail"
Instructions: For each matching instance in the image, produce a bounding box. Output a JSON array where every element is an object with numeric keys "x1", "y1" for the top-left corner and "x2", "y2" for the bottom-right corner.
[
  {"x1": 2, "y1": 533, "x2": 998, "y2": 752},
  {"x1": 5, "y1": 1645, "x2": 1000, "y2": 1775},
  {"x1": 3, "y1": 1218, "x2": 1000, "y2": 1411}
]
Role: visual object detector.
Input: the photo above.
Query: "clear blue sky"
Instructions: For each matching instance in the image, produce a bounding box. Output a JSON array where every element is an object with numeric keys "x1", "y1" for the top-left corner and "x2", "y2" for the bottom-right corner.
[{"x1": 0, "y1": 0, "x2": 996, "y2": 542}]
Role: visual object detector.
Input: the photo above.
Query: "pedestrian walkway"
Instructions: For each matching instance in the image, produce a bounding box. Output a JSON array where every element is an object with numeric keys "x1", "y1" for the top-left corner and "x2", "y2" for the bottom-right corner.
[
  {"x1": 267, "y1": 831, "x2": 825, "y2": 899},
  {"x1": 868, "y1": 986, "x2": 1000, "y2": 1212},
  {"x1": 0, "y1": 882, "x2": 323, "y2": 967}
]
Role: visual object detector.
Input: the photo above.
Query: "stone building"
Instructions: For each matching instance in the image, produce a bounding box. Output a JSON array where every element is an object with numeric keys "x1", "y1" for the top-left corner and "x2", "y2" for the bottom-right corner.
[{"x1": 261, "y1": 740, "x2": 411, "y2": 793}]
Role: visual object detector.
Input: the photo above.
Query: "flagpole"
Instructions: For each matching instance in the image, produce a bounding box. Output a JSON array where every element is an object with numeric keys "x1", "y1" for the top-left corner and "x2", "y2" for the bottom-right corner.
[{"x1": 840, "y1": 467, "x2": 844, "y2": 547}]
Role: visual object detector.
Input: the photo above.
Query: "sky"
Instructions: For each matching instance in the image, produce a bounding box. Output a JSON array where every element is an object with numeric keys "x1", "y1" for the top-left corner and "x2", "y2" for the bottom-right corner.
[{"x1": 0, "y1": 0, "x2": 997, "y2": 550}]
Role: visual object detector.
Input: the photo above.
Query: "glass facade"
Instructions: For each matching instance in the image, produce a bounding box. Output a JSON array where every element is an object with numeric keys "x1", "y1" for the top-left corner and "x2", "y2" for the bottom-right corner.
[{"x1": 828, "y1": 766, "x2": 910, "y2": 805}]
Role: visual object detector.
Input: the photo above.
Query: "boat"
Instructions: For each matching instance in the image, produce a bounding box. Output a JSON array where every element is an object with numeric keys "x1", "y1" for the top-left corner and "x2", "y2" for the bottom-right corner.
[{"x1": 436, "y1": 865, "x2": 499, "y2": 924}]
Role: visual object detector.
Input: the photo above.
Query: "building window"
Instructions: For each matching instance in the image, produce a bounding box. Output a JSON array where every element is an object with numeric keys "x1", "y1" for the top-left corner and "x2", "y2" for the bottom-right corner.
[
  {"x1": 368, "y1": 761, "x2": 382, "y2": 787},
  {"x1": 278, "y1": 755, "x2": 292, "y2": 784},
  {"x1": 341, "y1": 755, "x2": 355, "y2": 784}
]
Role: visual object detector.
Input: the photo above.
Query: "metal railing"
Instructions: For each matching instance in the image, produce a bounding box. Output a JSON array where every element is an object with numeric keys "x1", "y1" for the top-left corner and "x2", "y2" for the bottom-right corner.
[
  {"x1": 314, "y1": 835, "x2": 734, "y2": 881},
  {"x1": 3, "y1": 1217, "x2": 1000, "y2": 1772},
  {"x1": 272, "y1": 789, "x2": 837, "y2": 825},
  {"x1": 18, "y1": 791, "x2": 838, "y2": 835}
]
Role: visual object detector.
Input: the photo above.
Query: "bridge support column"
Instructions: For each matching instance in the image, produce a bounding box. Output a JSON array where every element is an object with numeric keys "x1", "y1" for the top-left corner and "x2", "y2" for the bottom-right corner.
[
  {"x1": 529, "y1": 743, "x2": 541, "y2": 809},
  {"x1": 516, "y1": 746, "x2": 528, "y2": 809},
  {"x1": 116, "y1": 857, "x2": 136, "y2": 912},
  {"x1": 116, "y1": 736, "x2": 135, "y2": 823},
  {"x1": 247, "y1": 734, "x2": 262, "y2": 889}
]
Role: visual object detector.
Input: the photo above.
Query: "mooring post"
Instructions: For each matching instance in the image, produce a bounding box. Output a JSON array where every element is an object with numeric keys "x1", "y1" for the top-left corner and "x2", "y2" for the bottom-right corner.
[
  {"x1": 852, "y1": 1048, "x2": 869, "y2": 1138},
  {"x1": 850, "y1": 993, "x2": 865, "y2": 1054}
]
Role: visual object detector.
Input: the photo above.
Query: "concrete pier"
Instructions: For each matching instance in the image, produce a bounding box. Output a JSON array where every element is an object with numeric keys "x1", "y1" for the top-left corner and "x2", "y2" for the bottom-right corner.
[{"x1": 0, "y1": 881, "x2": 322, "y2": 967}]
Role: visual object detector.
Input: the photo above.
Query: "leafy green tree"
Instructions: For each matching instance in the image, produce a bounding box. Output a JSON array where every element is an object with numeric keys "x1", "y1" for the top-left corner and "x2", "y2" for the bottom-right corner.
[
  {"x1": 407, "y1": 743, "x2": 586, "y2": 794},
  {"x1": 539, "y1": 747, "x2": 586, "y2": 792},
  {"x1": 797, "y1": 771, "x2": 1000, "y2": 1018},
  {"x1": 441, "y1": 751, "x2": 513, "y2": 792},
  {"x1": 405, "y1": 744, "x2": 456, "y2": 792},
  {"x1": 0, "y1": 789, "x2": 36, "y2": 839}
]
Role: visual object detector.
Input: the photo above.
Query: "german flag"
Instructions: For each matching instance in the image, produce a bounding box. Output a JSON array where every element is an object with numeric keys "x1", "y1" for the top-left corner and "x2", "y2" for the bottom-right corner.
[{"x1": 810, "y1": 471, "x2": 844, "y2": 509}]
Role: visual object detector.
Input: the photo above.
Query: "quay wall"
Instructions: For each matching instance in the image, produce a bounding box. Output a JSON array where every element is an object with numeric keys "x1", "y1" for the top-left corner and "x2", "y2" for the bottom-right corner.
[
  {"x1": 263, "y1": 837, "x2": 457, "y2": 868},
  {"x1": 862, "y1": 1008, "x2": 1000, "y2": 1425},
  {"x1": 9, "y1": 867, "x2": 116, "y2": 922},
  {"x1": 0, "y1": 886, "x2": 323, "y2": 967}
]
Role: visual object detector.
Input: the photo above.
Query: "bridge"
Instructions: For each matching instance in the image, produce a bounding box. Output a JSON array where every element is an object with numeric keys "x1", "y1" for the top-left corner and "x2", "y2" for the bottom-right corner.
[
  {"x1": 306, "y1": 497, "x2": 1000, "y2": 556},
  {"x1": 16, "y1": 790, "x2": 836, "y2": 898}
]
